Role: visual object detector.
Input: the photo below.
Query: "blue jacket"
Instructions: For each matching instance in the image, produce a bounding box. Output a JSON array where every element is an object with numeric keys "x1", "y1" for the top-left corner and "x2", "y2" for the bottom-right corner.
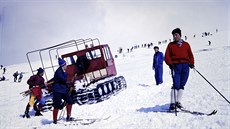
[
  {"x1": 152, "y1": 51, "x2": 164, "y2": 69},
  {"x1": 52, "y1": 67, "x2": 68, "y2": 93}
]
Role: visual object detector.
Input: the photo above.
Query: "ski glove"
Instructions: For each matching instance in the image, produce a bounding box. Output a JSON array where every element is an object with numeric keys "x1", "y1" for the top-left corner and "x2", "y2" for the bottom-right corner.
[
  {"x1": 169, "y1": 64, "x2": 174, "y2": 70},
  {"x1": 189, "y1": 64, "x2": 195, "y2": 69}
]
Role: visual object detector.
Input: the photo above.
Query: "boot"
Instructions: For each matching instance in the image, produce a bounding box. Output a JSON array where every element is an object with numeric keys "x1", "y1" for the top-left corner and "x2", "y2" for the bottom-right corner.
[
  {"x1": 66, "y1": 115, "x2": 75, "y2": 121},
  {"x1": 53, "y1": 108, "x2": 59, "y2": 124},
  {"x1": 53, "y1": 120, "x2": 57, "y2": 124},
  {"x1": 35, "y1": 110, "x2": 43, "y2": 116},
  {"x1": 176, "y1": 102, "x2": 184, "y2": 109},
  {"x1": 23, "y1": 111, "x2": 30, "y2": 118},
  {"x1": 169, "y1": 103, "x2": 176, "y2": 111},
  {"x1": 23, "y1": 103, "x2": 30, "y2": 118}
]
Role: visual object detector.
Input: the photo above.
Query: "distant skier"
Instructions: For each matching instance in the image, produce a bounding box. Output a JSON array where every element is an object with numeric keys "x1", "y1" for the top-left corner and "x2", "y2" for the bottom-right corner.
[
  {"x1": 208, "y1": 40, "x2": 211, "y2": 46},
  {"x1": 3, "y1": 67, "x2": 6, "y2": 74},
  {"x1": 13, "y1": 71, "x2": 19, "y2": 82},
  {"x1": 130, "y1": 47, "x2": 133, "y2": 52},
  {"x1": 152, "y1": 46, "x2": 164, "y2": 85},
  {"x1": 18, "y1": 72, "x2": 24, "y2": 82},
  {"x1": 23, "y1": 68, "x2": 46, "y2": 118},
  {"x1": 148, "y1": 44, "x2": 151, "y2": 48},
  {"x1": 0, "y1": 65, "x2": 3, "y2": 69},
  {"x1": 52, "y1": 58, "x2": 73, "y2": 124},
  {"x1": 165, "y1": 28, "x2": 195, "y2": 111}
]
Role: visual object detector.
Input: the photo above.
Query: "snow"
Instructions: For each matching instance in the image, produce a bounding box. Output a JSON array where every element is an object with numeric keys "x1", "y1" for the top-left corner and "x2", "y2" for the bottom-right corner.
[{"x1": 0, "y1": 30, "x2": 229, "y2": 129}]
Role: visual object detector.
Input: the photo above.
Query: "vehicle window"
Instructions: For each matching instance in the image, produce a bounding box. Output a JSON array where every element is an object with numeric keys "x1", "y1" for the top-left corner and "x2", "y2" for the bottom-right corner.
[
  {"x1": 103, "y1": 47, "x2": 111, "y2": 60},
  {"x1": 103, "y1": 48, "x2": 107, "y2": 60},
  {"x1": 106, "y1": 47, "x2": 111, "y2": 59},
  {"x1": 64, "y1": 55, "x2": 78, "y2": 65},
  {"x1": 73, "y1": 55, "x2": 78, "y2": 62},
  {"x1": 86, "y1": 49, "x2": 101, "y2": 60}
]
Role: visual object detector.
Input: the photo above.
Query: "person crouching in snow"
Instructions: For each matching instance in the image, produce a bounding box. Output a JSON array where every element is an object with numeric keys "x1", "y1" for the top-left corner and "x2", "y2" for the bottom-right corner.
[
  {"x1": 152, "y1": 46, "x2": 164, "y2": 85},
  {"x1": 0, "y1": 76, "x2": 6, "y2": 81},
  {"x1": 164, "y1": 28, "x2": 195, "y2": 111},
  {"x1": 52, "y1": 58, "x2": 73, "y2": 124},
  {"x1": 23, "y1": 68, "x2": 46, "y2": 118}
]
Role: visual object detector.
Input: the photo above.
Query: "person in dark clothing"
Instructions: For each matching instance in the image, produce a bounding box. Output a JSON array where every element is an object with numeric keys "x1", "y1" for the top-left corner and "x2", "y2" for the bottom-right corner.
[
  {"x1": 3, "y1": 67, "x2": 6, "y2": 74},
  {"x1": 52, "y1": 58, "x2": 73, "y2": 124},
  {"x1": 13, "y1": 71, "x2": 19, "y2": 82},
  {"x1": 0, "y1": 65, "x2": 3, "y2": 69},
  {"x1": 165, "y1": 28, "x2": 195, "y2": 111},
  {"x1": 208, "y1": 40, "x2": 211, "y2": 46},
  {"x1": 23, "y1": 68, "x2": 46, "y2": 118},
  {"x1": 152, "y1": 46, "x2": 164, "y2": 85}
]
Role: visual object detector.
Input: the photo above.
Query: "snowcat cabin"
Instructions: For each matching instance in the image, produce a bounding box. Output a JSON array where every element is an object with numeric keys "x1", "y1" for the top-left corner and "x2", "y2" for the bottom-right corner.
[{"x1": 61, "y1": 44, "x2": 117, "y2": 83}]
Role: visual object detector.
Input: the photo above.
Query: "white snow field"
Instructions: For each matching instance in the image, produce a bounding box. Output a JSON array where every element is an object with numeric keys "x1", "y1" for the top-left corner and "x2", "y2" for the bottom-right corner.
[{"x1": 0, "y1": 30, "x2": 229, "y2": 129}]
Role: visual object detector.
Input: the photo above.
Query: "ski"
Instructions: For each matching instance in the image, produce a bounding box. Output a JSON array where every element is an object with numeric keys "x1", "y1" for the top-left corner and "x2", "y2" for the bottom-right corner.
[
  {"x1": 178, "y1": 108, "x2": 217, "y2": 116},
  {"x1": 160, "y1": 107, "x2": 217, "y2": 116},
  {"x1": 60, "y1": 119, "x2": 96, "y2": 126},
  {"x1": 73, "y1": 115, "x2": 111, "y2": 122},
  {"x1": 58, "y1": 115, "x2": 111, "y2": 126}
]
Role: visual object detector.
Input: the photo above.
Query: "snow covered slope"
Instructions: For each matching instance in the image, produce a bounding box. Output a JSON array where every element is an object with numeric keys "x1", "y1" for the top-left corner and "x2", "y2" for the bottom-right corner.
[{"x1": 0, "y1": 30, "x2": 229, "y2": 129}]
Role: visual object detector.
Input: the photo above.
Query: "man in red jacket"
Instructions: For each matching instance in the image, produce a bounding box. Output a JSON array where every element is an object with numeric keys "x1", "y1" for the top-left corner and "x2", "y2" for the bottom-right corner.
[
  {"x1": 165, "y1": 28, "x2": 195, "y2": 111},
  {"x1": 23, "y1": 68, "x2": 46, "y2": 118}
]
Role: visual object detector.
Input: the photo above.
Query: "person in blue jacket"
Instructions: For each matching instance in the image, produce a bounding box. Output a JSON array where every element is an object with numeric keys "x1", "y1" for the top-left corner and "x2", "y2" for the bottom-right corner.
[
  {"x1": 52, "y1": 58, "x2": 73, "y2": 124},
  {"x1": 152, "y1": 46, "x2": 164, "y2": 85}
]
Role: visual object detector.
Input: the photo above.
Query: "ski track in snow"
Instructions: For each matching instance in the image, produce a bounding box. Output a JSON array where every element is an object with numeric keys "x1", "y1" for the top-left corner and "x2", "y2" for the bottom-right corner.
[{"x1": 0, "y1": 30, "x2": 229, "y2": 129}]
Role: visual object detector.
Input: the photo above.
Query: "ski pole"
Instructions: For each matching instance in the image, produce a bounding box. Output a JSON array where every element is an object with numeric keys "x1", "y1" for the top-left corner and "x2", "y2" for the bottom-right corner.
[
  {"x1": 59, "y1": 107, "x2": 66, "y2": 120},
  {"x1": 58, "y1": 88, "x2": 72, "y2": 120},
  {"x1": 171, "y1": 69, "x2": 177, "y2": 116},
  {"x1": 59, "y1": 102, "x2": 66, "y2": 120},
  {"x1": 194, "y1": 68, "x2": 230, "y2": 105}
]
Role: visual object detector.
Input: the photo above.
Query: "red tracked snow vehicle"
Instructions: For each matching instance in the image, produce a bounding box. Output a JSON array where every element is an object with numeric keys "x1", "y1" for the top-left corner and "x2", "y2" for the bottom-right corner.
[{"x1": 26, "y1": 38, "x2": 126, "y2": 106}]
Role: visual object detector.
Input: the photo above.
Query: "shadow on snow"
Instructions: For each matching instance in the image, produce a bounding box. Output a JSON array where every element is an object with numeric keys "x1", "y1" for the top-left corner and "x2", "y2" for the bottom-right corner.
[
  {"x1": 136, "y1": 103, "x2": 172, "y2": 113},
  {"x1": 41, "y1": 119, "x2": 54, "y2": 125},
  {"x1": 137, "y1": 83, "x2": 151, "y2": 87}
]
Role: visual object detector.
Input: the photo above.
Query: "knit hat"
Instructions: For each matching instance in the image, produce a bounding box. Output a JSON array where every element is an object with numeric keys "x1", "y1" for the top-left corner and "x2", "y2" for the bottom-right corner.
[
  {"x1": 154, "y1": 46, "x2": 159, "y2": 49},
  {"x1": 172, "y1": 28, "x2": 181, "y2": 37},
  {"x1": 37, "y1": 67, "x2": 44, "y2": 74},
  {"x1": 58, "y1": 58, "x2": 66, "y2": 66}
]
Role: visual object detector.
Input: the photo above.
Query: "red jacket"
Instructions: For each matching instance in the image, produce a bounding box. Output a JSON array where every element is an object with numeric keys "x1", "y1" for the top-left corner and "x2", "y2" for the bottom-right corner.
[{"x1": 164, "y1": 41, "x2": 194, "y2": 65}]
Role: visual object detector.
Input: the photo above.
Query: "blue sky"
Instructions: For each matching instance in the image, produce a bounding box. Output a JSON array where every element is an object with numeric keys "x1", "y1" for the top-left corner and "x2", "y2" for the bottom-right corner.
[{"x1": 0, "y1": 0, "x2": 229, "y2": 65}]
